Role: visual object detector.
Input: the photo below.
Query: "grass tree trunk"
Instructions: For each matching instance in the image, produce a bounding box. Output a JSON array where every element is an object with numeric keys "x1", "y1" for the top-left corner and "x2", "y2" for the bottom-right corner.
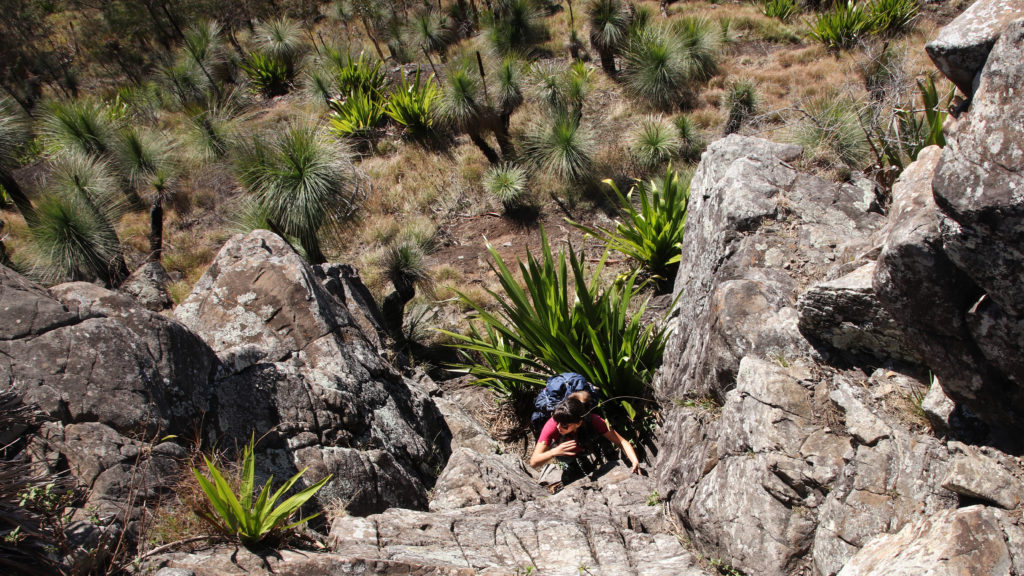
[
  {"x1": 148, "y1": 197, "x2": 163, "y2": 263},
  {"x1": 300, "y1": 237, "x2": 327, "y2": 265},
  {"x1": 495, "y1": 119, "x2": 516, "y2": 159},
  {"x1": 598, "y1": 48, "x2": 616, "y2": 75},
  {"x1": 382, "y1": 280, "x2": 416, "y2": 339},
  {"x1": 469, "y1": 131, "x2": 501, "y2": 164},
  {"x1": 0, "y1": 172, "x2": 35, "y2": 223}
]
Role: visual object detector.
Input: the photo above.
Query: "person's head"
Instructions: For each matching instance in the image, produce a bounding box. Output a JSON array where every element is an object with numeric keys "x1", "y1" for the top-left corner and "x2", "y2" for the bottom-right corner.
[
  {"x1": 568, "y1": 389, "x2": 595, "y2": 410},
  {"x1": 553, "y1": 396, "x2": 588, "y2": 434}
]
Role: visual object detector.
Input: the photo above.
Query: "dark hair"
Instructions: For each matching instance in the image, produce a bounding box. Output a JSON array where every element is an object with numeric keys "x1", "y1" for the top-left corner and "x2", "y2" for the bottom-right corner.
[{"x1": 553, "y1": 396, "x2": 588, "y2": 424}]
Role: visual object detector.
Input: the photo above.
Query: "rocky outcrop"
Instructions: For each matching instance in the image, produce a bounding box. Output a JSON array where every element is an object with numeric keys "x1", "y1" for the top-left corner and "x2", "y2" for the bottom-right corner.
[
  {"x1": 837, "y1": 505, "x2": 1024, "y2": 576},
  {"x1": 652, "y1": 122, "x2": 1024, "y2": 575},
  {"x1": 121, "y1": 261, "x2": 174, "y2": 312},
  {"x1": 174, "y1": 230, "x2": 451, "y2": 515},
  {"x1": 875, "y1": 19, "x2": 1024, "y2": 438},
  {"x1": 925, "y1": 0, "x2": 1024, "y2": 97}
]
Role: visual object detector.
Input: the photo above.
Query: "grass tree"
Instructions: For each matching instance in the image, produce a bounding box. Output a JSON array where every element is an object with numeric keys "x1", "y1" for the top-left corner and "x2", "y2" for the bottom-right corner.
[
  {"x1": 630, "y1": 115, "x2": 681, "y2": 172},
  {"x1": 722, "y1": 79, "x2": 760, "y2": 135},
  {"x1": 0, "y1": 98, "x2": 34, "y2": 222},
  {"x1": 484, "y1": 162, "x2": 530, "y2": 211},
  {"x1": 113, "y1": 126, "x2": 178, "y2": 263},
  {"x1": 405, "y1": 8, "x2": 455, "y2": 60},
  {"x1": 620, "y1": 20, "x2": 719, "y2": 110},
  {"x1": 380, "y1": 238, "x2": 433, "y2": 339},
  {"x1": 439, "y1": 58, "x2": 502, "y2": 163},
  {"x1": 487, "y1": 0, "x2": 549, "y2": 57},
  {"x1": 790, "y1": 94, "x2": 872, "y2": 176},
  {"x1": 40, "y1": 98, "x2": 118, "y2": 159},
  {"x1": 25, "y1": 152, "x2": 128, "y2": 286},
  {"x1": 494, "y1": 56, "x2": 526, "y2": 158},
  {"x1": 521, "y1": 108, "x2": 596, "y2": 185},
  {"x1": 586, "y1": 0, "x2": 631, "y2": 75},
  {"x1": 234, "y1": 120, "x2": 367, "y2": 265}
]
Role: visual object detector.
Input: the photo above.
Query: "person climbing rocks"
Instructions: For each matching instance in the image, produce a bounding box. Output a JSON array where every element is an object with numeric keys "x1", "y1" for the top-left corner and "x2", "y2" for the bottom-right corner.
[{"x1": 529, "y1": 394, "x2": 641, "y2": 493}]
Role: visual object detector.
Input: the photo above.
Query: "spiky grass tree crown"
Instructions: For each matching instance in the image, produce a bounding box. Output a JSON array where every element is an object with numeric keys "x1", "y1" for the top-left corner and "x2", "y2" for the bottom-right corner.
[
  {"x1": 723, "y1": 79, "x2": 760, "y2": 135},
  {"x1": 522, "y1": 109, "x2": 596, "y2": 184},
  {"x1": 586, "y1": 0, "x2": 630, "y2": 72},
  {"x1": 406, "y1": 9, "x2": 455, "y2": 55},
  {"x1": 26, "y1": 152, "x2": 126, "y2": 285},
  {"x1": 790, "y1": 94, "x2": 871, "y2": 171},
  {"x1": 484, "y1": 163, "x2": 530, "y2": 209},
  {"x1": 40, "y1": 99, "x2": 119, "y2": 158},
  {"x1": 0, "y1": 98, "x2": 30, "y2": 170},
  {"x1": 620, "y1": 24, "x2": 693, "y2": 110},
  {"x1": 439, "y1": 61, "x2": 487, "y2": 132},
  {"x1": 487, "y1": 0, "x2": 549, "y2": 56},
  {"x1": 235, "y1": 121, "x2": 366, "y2": 264},
  {"x1": 254, "y1": 17, "x2": 307, "y2": 71},
  {"x1": 630, "y1": 115, "x2": 682, "y2": 171}
]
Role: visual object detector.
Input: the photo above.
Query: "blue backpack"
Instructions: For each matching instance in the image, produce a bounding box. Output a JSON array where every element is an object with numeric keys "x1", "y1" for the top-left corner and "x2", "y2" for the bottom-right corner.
[{"x1": 531, "y1": 373, "x2": 598, "y2": 433}]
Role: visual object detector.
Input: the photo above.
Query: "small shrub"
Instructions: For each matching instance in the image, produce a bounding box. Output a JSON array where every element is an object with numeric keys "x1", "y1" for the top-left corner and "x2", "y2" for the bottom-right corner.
[
  {"x1": 808, "y1": 1, "x2": 873, "y2": 51},
  {"x1": 521, "y1": 109, "x2": 596, "y2": 184},
  {"x1": 674, "y1": 114, "x2": 707, "y2": 162},
  {"x1": 868, "y1": 0, "x2": 918, "y2": 36},
  {"x1": 789, "y1": 94, "x2": 871, "y2": 173},
  {"x1": 191, "y1": 435, "x2": 331, "y2": 544},
  {"x1": 241, "y1": 51, "x2": 291, "y2": 97},
  {"x1": 630, "y1": 116, "x2": 682, "y2": 171},
  {"x1": 722, "y1": 79, "x2": 760, "y2": 135},
  {"x1": 569, "y1": 166, "x2": 691, "y2": 285},
  {"x1": 385, "y1": 70, "x2": 440, "y2": 140},
  {"x1": 484, "y1": 163, "x2": 530, "y2": 210},
  {"x1": 763, "y1": 0, "x2": 801, "y2": 22},
  {"x1": 331, "y1": 51, "x2": 388, "y2": 98},
  {"x1": 328, "y1": 89, "x2": 387, "y2": 141}
]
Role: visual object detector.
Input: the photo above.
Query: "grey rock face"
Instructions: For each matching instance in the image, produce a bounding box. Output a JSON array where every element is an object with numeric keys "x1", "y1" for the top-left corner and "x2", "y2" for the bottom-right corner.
[
  {"x1": 174, "y1": 230, "x2": 451, "y2": 515},
  {"x1": 924, "y1": 21, "x2": 1024, "y2": 435},
  {"x1": 329, "y1": 467, "x2": 704, "y2": 576},
  {"x1": 656, "y1": 135, "x2": 882, "y2": 405},
  {"x1": 941, "y1": 441, "x2": 1023, "y2": 509},
  {"x1": 121, "y1": 261, "x2": 173, "y2": 312},
  {"x1": 2, "y1": 271, "x2": 217, "y2": 438},
  {"x1": 836, "y1": 505, "x2": 1023, "y2": 576},
  {"x1": 797, "y1": 262, "x2": 917, "y2": 362},
  {"x1": 429, "y1": 448, "x2": 546, "y2": 511},
  {"x1": 925, "y1": 0, "x2": 1024, "y2": 97}
]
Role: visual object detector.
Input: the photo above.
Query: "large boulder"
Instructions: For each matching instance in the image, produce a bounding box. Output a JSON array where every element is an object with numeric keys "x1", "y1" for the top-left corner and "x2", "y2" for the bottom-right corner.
[
  {"x1": 925, "y1": 0, "x2": 1024, "y2": 97},
  {"x1": 1, "y1": 265, "x2": 219, "y2": 536},
  {"x1": 1, "y1": 267, "x2": 217, "y2": 438},
  {"x1": 655, "y1": 135, "x2": 883, "y2": 405},
  {"x1": 174, "y1": 230, "x2": 452, "y2": 515},
  {"x1": 837, "y1": 505, "x2": 1024, "y2": 576}
]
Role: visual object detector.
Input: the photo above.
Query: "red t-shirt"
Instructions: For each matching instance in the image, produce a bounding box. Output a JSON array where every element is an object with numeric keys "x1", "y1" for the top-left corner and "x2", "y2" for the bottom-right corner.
[{"x1": 538, "y1": 414, "x2": 609, "y2": 455}]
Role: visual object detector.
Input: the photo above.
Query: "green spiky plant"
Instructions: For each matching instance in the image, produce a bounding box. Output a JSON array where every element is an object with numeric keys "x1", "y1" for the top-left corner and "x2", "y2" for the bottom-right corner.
[
  {"x1": 630, "y1": 116, "x2": 682, "y2": 171},
  {"x1": 253, "y1": 17, "x2": 308, "y2": 82},
  {"x1": 441, "y1": 228, "x2": 669, "y2": 427},
  {"x1": 487, "y1": 0, "x2": 549, "y2": 56},
  {"x1": 24, "y1": 153, "x2": 128, "y2": 286},
  {"x1": 380, "y1": 238, "x2": 434, "y2": 339},
  {"x1": 40, "y1": 98, "x2": 118, "y2": 158},
  {"x1": 529, "y1": 60, "x2": 590, "y2": 117},
  {"x1": 673, "y1": 114, "x2": 707, "y2": 162},
  {"x1": 673, "y1": 16, "x2": 720, "y2": 84},
  {"x1": 484, "y1": 163, "x2": 530, "y2": 211},
  {"x1": 722, "y1": 79, "x2": 760, "y2": 135},
  {"x1": 521, "y1": 108, "x2": 595, "y2": 185},
  {"x1": 586, "y1": 0, "x2": 631, "y2": 75},
  {"x1": 113, "y1": 126, "x2": 178, "y2": 262},
  {"x1": 438, "y1": 59, "x2": 501, "y2": 163},
  {"x1": 159, "y1": 57, "x2": 214, "y2": 112},
  {"x1": 328, "y1": 89, "x2": 387, "y2": 142},
  {"x1": 192, "y1": 435, "x2": 331, "y2": 545},
  {"x1": 385, "y1": 70, "x2": 441, "y2": 141},
  {"x1": 807, "y1": 1, "x2": 873, "y2": 51},
  {"x1": 569, "y1": 167, "x2": 691, "y2": 286},
  {"x1": 0, "y1": 98, "x2": 34, "y2": 221},
  {"x1": 331, "y1": 50, "x2": 388, "y2": 99},
  {"x1": 762, "y1": 0, "x2": 801, "y2": 22},
  {"x1": 406, "y1": 9, "x2": 455, "y2": 58},
  {"x1": 241, "y1": 51, "x2": 291, "y2": 98},
  {"x1": 234, "y1": 121, "x2": 367, "y2": 264},
  {"x1": 868, "y1": 0, "x2": 918, "y2": 36},
  {"x1": 790, "y1": 94, "x2": 872, "y2": 173},
  {"x1": 620, "y1": 23, "x2": 707, "y2": 110}
]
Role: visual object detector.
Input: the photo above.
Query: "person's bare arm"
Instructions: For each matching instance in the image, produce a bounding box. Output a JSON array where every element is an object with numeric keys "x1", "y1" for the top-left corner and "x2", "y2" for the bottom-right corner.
[
  {"x1": 529, "y1": 439, "x2": 578, "y2": 468},
  {"x1": 603, "y1": 429, "x2": 641, "y2": 474}
]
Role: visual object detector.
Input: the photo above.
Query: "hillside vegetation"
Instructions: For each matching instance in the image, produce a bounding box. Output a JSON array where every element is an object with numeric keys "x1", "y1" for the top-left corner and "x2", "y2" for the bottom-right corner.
[{"x1": 1, "y1": 0, "x2": 958, "y2": 414}]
